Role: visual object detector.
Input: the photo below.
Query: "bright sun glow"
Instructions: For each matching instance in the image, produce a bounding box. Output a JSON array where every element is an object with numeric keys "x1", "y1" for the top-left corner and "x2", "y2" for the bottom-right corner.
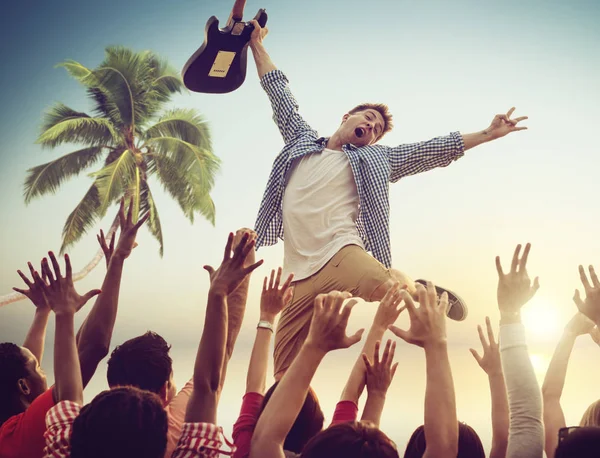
[{"x1": 520, "y1": 295, "x2": 562, "y2": 340}]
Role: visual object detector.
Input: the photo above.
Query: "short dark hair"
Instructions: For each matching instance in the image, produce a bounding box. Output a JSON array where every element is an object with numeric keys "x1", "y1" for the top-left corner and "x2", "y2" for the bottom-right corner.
[
  {"x1": 259, "y1": 382, "x2": 325, "y2": 454},
  {"x1": 71, "y1": 387, "x2": 168, "y2": 458},
  {"x1": 348, "y1": 103, "x2": 394, "y2": 139},
  {"x1": 0, "y1": 343, "x2": 29, "y2": 424},
  {"x1": 107, "y1": 332, "x2": 172, "y2": 394},
  {"x1": 404, "y1": 423, "x2": 484, "y2": 458},
  {"x1": 555, "y1": 426, "x2": 600, "y2": 458},
  {"x1": 301, "y1": 421, "x2": 399, "y2": 458}
]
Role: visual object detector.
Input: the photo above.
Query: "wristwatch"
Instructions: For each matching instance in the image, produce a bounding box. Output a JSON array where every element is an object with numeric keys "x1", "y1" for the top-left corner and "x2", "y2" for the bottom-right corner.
[{"x1": 257, "y1": 320, "x2": 274, "y2": 332}]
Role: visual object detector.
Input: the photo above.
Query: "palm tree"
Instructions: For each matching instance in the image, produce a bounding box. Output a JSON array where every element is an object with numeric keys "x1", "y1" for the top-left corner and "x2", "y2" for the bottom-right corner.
[{"x1": 24, "y1": 46, "x2": 219, "y2": 258}]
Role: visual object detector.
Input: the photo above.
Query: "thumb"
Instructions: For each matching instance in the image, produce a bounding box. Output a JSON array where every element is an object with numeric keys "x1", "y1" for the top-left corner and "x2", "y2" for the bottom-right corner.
[
  {"x1": 345, "y1": 328, "x2": 365, "y2": 347},
  {"x1": 82, "y1": 289, "x2": 102, "y2": 304},
  {"x1": 469, "y1": 348, "x2": 482, "y2": 365},
  {"x1": 389, "y1": 325, "x2": 410, "y2": 343},
  {"x1": 204, "y1": 265, "x2": 215, "y2": 276}
]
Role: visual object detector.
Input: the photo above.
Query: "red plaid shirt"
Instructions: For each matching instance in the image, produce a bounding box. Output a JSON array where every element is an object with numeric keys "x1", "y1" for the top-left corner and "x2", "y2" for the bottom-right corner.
[{"x1": 43, "y1": 401, "x2": 235, "y2": 457}]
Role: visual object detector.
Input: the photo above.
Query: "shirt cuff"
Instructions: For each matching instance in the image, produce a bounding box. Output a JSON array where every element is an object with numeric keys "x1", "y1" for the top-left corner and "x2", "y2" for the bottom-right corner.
[
  {"x1": 260, "y1": 69, "x2": 288, "y2": 91},
  {"x1": 174, "y1": 423, "x2": 236, "y2": 457},
  {"x1": 449, "y1": 131, "x2": 465, "y2": 156},
  {"x1": 499, "y1": 323, "x2": 527, "y2": 351}
]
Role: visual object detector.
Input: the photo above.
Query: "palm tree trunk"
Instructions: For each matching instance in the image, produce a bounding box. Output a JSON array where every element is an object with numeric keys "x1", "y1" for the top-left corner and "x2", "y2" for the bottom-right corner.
[{"x1": 0, "y1": 215, "x2": 120, "y2": 307}]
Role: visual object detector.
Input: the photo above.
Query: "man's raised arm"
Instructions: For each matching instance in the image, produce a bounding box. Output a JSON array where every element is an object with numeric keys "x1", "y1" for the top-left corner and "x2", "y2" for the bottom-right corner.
[{"x1": 249, "y1": 20, "x2": 314, "y2": 144}]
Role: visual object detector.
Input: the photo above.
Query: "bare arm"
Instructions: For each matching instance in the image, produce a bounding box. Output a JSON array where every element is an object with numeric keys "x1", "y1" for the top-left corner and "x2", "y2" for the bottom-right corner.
[
  {"x1": 341, "y1": 283, "x2": 402, "y2": 403},
  {"x1": 390, "y1": 284, "x2": 458, "y2": 458},
  {"x1": 246, "y1": 269, "x2": 293, "y2": 394},
  {"x1": 251, "y1": 292, "x2": 363, "y2": 458},
  {"x1": 76, "y1": 200, "x2": 149, "y2": 387},
  {"x1": 541, "y1": 313, "x2": 593, "y2": 458}
]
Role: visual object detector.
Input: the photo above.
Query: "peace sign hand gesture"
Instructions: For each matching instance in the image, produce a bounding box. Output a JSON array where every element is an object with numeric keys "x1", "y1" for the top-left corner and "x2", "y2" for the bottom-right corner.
[{"x1": 486, "y1": 107, "x2": 528, "y2": 139}]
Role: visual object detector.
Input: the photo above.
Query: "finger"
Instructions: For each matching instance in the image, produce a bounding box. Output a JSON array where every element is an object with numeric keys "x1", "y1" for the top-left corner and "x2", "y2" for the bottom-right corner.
[
  {"x1": 118, "y1": 198, "x2": 126, "y2": 227},
  {"x1": 313, "y1": 294, "x2": 325, "y2": 317},
  {"x1": 417, "y1": 284, "x2": 428, "y2": 309},
  {"x1": 362, "y1": 353, "x2": 373, "y2": 373},
  {"x1": 387, "y1": 341, "x2": 397, "y2": 368},
  {"x1": 331, "y1": 292, "x2": 345, "y2": 316},
  {"x1": 32, "y1": 269, "x2": 47, "y2": 291},
  {"x1": 573, "y1": 289, "x2": 585, "y2": 312},
  {"x1": 506, "y1": 107, "x2": 516, "y2": 118},
  {"x1": 99, "y1": 229, "x2": 106, "y2": 245},
  {"x1": 64, "y1": 254, "x2": 72, "y2": 280},
  {"x1": 241, "y1": 239, "x2": 256, "y2": 263},
  {"x1": 234, "y1": 233, "x2": 250, "y2": 262},
  {"x1": 533, "y1": 276, "x2": 540, "y2": 291},
  {"x1": 223, "y1": 233, "x2": 234, "y2": 261},
  {"x1": 380, "y1": 339, "x2": 392, "y2": 366},
  {"x1": 281, "y1": 273, "x2": 294, "y2": 292},
  {"x1": 48, "y1": 251, "x2": 62, "y2": 279},
  {"x1": 283, "y1": 286, "x2": 294, "y2": 306},
  {"x1": 390, "y1": 326, "x2": 410, "y2": 343},
  {"x1": 589, "y1": 266, "x2": 600, "y2": 288},
  {"x1": 340, "y1": 298, "x2": 359, "y2": 322},
  {"x1": 514, "y1": 116, "x2": 528, "y2": 122},
  {"x1": 82, "y1": 289, "x2": 102, "y2": 304},
  {"x1": 13, "y1": 287, "x2": 28, "y2": 296},
  {"x1": 269, "y1": 269, "x2": 275, "y2": 290},
  {"x1": 204, "y1": 265, "x2": 215, "y2": 276},
  {"x1": 274, "y1": 267, "x2": 282, "y2": 290},
  {"x1": 133, "y1": 212, "x2": 150, "y2": 230},
  {"x1": 426, "y1": 281, "x2": 437, "y2": 310},
  {"x1": 262, "y1": 276, "x2": 268, "y2": 293},
  {"x1": 17, "y1": 269, "x2": 33, "y2": 288},
  {"x1": 438, "y1": 291, "x2": 449, "y2": 312},
  {"x1": 477, "y1": 324, "x2": 488, "y2": 349},
  {"x1": 400, "y1": 290, "x2": 418, "y2": 318},
  {"x1": 579, "y1": 265, "x2": 592, "y2": 291},
  {"x1": 110, "y1": 232, "x2": 116, "y2": 252},
  {"x1": 470, "y1": 348, "x2": 483, "y2": 366},
  {"x1": 382, "y1": 281, "x2": 400, "y2": 305},
  {"x1": 345, "y1": 328, "x2": 364, "y2": 348},
  {"x1": 243, "y1": 259, "x2": 264, "y2": 275},
  {"x1": 485, "y1": 316, "x2": 496, "y2": 345},
  {"x1": 519, "y1": 243, "x2": 531, "y2": 273},
  {"x1": 41, "y1": 258, "x2": 55, "y2": 285},
  {"x1": 495, "y1": 256, "x2": 504, "y2": 277},
  {"x1": 391, "y1": 362, "x2": 399, "y2": 380},
  {"x1": 511, "y1": 244, "x2": 522, "y2": 273},
  {"x1": 514, "y1": 126, "x2": 528, "y2": 131}
]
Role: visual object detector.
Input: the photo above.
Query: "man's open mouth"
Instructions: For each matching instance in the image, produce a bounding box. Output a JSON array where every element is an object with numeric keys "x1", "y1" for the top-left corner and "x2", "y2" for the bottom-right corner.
[{"x1": 354, "y1": 127, "x2": 365, "y2": 138}]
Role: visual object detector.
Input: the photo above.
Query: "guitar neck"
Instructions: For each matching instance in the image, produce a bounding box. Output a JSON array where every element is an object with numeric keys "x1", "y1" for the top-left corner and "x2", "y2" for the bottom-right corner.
[{"x1": 230, "y1": 0, "x2": 246, "y2": 21}]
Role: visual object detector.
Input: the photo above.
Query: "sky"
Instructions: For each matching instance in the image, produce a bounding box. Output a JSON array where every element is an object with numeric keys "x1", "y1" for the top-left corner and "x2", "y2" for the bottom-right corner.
[{"x1": 1, "y1": 0, "x2": 600, "y2": 453}]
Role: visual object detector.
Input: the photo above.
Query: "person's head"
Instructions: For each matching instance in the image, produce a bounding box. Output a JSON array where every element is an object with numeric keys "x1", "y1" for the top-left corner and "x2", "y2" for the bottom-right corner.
[
  {"x1": 0, "y1": 343, "x2": 47, "y2": 424},
  {"x1": 404, "y1": 423, "x2": 484, "y2": 458},
  {"x1": 70, "y1": 386, "x2": 168, "y2": 458},
  {"x1": 106, "y1": 331, "x2": 176, "y2": 406},
  {"x1": 555, "y1": 426, "x2": 600, "y2": 458},
  {"x1": 335, "y1": 103, "x2": 393, "y2": 147},
  {"x1": 259, "y1": 382, "x2": 325, "y2": 454},
  {"x1": 300, "y1": 421, "x2": 398, "y2": 458},
  {"x1": 580, "y1": 399, "x2": 600, "y2": 426}
]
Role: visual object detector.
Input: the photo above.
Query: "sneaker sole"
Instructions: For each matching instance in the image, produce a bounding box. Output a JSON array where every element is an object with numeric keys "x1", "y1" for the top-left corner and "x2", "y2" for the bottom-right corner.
[{"x1": 414, "y1": 279, "x2": 468, "y2": 322}]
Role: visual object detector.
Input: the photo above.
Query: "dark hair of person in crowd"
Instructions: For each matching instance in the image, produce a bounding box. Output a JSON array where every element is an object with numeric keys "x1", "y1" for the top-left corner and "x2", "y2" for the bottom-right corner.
[
  {"x1": 70, "y1": 386, "x2": 168, "y2": 458},
  {"x1": 404, "y1": 422, "x2": 485, "y2": 458},
  {"x1": 258, "y1": 381, "x2": 325, "y2": 454},
  {"x1": 0, "y1": 342, "x2": 47, "y2": 425},
  {"x1": 106, "y1": 331, "x2": 174, "y2": 400},
  {"x1": 554, "y1": 426, "x2": 600, "y2": 458},
  {"x1": 300, "y1": 421, "x2": 399, "y2": 458}
]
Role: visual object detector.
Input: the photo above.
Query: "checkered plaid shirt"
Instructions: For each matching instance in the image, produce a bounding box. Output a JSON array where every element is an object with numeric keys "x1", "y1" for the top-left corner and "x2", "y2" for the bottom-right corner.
[
  {"x1": 43, "y1": 401, "x2": 234, "y2": 458},
  {"x1": 254, "y1": 70, "x2": 465, "y2": 268}
]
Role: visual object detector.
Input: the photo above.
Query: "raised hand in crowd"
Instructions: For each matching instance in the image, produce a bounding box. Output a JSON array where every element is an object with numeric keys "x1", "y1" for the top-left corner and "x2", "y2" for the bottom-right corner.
[
  {"x1": 361, "y1": 340, "x2": 398, "y2": 427},
  {"x1": 495, "y1": 243, "x2": 543, "y2": 458},
  {"x1": 185, "y1": 232, "x2": 263, "y2": 426},
  {"x1": 37, "y1": 252, "x2": 101, "y2": 405},
  {"x1": 340, "y1": 282, "x2": 404, "y2": 404},
  {"x1": 251, "y1": 291, "x2": 363, "y2": 458},
  {"x1": 470, "y1": 317, "x2": 509, "y2": 458},
  {"x1": 542, "y1": 307, "x2": 595, "y2": 458},
  {"x1": 390, "y1": 283, "x2": 457, "y2": 458},
  {"x1": 76, "y1": 197, "x2": 149, "y2": 386},
  {"x1": 573, "y1": 265, "x2": 600, "y2": 328},
  {"x1": 14, "y1": 263, "x2": 50, "y2": 364}
]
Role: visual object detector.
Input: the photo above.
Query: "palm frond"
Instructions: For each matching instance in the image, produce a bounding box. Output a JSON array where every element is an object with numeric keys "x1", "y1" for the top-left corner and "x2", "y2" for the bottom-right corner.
[
  {"x1": 60, "y1": 184, "x2": 101, "y2": 254},
  {"x1": 90, "y1": 149, "x2": 137, "y2": 216},
  {"x1": 37, "y1": 103, "x2": 119, "y2": 148},
  {"x1": 140, "y1": 180, "x2": 164, "y2": 256},
  {"x1": 144, "y1": 109, "x2": 212, "y2": 151},
  {"x1": 56, "y1": 60, "x2": 100, "y2": 86},
  {"x1": 149, "y1": 154, "x2": 194, "y2": 221},
  {"x1": 24, "y1": 146, "x2": 104, "y2": 203}
]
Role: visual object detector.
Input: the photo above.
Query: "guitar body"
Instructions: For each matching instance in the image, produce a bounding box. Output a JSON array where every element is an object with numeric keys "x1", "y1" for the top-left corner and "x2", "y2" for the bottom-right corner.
[{"x1": 182, "y1": 9, "x2": 268, "y2": 94}]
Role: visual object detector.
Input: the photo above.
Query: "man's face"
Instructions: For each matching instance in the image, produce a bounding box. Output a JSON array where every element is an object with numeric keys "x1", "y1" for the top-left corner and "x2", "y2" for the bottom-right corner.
[
  {"x1": 20, "y1": 347, "x2": 48, "y2": 400},
  {"x1": 341, "y1": 109, "x2": 385, "y2": 147}
]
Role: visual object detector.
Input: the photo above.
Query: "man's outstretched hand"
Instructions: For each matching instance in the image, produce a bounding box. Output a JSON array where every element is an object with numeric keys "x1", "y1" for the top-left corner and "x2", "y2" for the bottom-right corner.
[
  {"x1": 250, "y1": 19, "x2": 268, "y2": 48},
  {"x1": 485, "y1": 107, "x2": 528, "y2": 139}
]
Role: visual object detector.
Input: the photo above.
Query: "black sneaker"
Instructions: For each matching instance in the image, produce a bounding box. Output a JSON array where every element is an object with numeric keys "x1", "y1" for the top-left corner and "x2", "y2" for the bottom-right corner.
[{"x1": 415, "y1": 279, "x2": 468, "y2": 321}]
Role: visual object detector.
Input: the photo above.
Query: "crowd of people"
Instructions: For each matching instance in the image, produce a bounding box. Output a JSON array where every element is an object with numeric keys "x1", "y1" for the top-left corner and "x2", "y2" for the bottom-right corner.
[{"x1": 0, "y1": 198, "x2": 599, "y2": 458}]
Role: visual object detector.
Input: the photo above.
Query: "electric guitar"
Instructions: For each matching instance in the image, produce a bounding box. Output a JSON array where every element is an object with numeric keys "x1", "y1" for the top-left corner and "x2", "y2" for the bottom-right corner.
[{"x1": 182, "y1": 0, "x2": 268, "y2": 94}]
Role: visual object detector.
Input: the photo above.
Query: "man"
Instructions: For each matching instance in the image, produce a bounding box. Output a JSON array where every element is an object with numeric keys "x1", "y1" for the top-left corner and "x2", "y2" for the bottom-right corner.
[{"x1": 247, "y1": 19, "x2": 528, "y2": 379}]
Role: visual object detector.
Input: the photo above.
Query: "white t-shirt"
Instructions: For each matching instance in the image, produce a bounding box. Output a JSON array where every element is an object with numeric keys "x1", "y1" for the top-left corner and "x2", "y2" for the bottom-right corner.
[{"x1": 282, "y1": 148, "x2": 364, "y2": 281}]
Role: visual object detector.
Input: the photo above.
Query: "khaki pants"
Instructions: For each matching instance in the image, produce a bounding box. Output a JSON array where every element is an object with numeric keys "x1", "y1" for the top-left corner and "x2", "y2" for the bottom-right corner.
[{"x1": 273, "y1": 244, "x2": 393, "y2": 377}]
